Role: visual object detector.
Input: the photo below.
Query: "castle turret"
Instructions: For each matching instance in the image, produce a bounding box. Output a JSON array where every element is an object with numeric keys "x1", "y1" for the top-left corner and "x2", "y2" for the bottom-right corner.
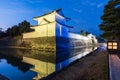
[{"x1": 23, "y1": 9, "x2": 71, "y2": 38}]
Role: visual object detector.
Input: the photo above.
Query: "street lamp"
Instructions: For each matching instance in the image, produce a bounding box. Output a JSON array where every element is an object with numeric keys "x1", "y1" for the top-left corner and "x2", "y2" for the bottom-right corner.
[{"x1": 107, "y1": 41, "x2": 119, "y2": 53}]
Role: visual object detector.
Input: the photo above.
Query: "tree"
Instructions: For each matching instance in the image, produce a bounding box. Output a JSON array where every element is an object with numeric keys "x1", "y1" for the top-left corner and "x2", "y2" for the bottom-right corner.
[
  {"x1": 0, "y1": 28, "x2": 2, "y2": 31},
  {"x1": 80, "y1": 30, "x2": 90, "y2": 36},
  {"x1": 0, "y1": 28, "x2": 2, "y2": 37},
  {"x1": 6, "y1": 20, "x2": 34, "y2": 37},
  {"x1": 81, "y1": 30, "x2": 86, "y2": 36},
  {"x1": 0, "y1": 28, "x2": 7, "y2": 38},
  {"x1": 18, "y1": 20, "x2": 33, "y2": 33},
  {"x1": 99, "y1": 0, "x2": 120, "y2": 40}
]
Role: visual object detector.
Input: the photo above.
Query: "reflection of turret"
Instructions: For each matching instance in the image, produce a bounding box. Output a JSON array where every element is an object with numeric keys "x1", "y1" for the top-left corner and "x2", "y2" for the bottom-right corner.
[{"x1": 22, "y1": 56, "x2": 55, "y2": 80}]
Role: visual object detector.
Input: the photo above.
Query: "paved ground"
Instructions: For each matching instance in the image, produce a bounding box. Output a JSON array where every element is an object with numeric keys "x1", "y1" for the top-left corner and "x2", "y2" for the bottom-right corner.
[
  {"x1": 109, "y1": 54, "x2": 120, "y2": 80},
  {"x1": 51, "y1": 50, "x2": 108, "y2": 80}
]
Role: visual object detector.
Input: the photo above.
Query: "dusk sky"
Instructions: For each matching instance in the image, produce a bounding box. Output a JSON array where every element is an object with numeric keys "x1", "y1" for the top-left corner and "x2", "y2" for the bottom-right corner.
[{"x1": 0, "y1": 0, "x2": 108, "y2": 36}]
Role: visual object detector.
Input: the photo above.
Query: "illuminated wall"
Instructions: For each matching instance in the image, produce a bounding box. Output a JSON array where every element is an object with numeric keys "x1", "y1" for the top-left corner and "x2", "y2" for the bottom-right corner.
[{"x1": 23, "y1": 23, "x2": 56, "y2": 38}]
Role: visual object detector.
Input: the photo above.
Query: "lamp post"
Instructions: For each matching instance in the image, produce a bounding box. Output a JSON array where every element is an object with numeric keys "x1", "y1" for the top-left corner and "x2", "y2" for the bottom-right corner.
[{"x1": 107, "y1": 41, "x2": 119, "y2": 53}]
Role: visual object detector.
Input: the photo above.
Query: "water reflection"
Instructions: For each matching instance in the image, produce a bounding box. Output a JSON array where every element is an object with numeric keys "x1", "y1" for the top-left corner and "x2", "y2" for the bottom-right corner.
[
  {"x1": 0, "y1": 47, "x2": 97, "y2": 80},
  {"x1": 23, "y1": 56, "x2": 55, "y2": 79},
  {"x1": 0, "y1": 54, "x2": 33, "y2": 73}
]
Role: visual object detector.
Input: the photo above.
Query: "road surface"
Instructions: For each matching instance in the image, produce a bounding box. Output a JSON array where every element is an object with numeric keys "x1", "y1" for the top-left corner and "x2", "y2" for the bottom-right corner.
[{"x1": 109, "y1": 54, "x2": 120, "y2": 80}]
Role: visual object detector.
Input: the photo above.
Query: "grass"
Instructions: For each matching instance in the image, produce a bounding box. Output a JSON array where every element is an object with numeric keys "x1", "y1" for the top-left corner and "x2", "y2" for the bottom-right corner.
[{"x1": 51, "y1": 50, "x2": 109, "y2": 80}]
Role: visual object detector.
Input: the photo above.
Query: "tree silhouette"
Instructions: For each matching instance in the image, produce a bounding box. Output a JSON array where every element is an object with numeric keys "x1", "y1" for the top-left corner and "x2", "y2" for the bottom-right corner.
[
  {"x1": 80, "y1": 30, "x2": 90, "y2": 36},
  {"x1": 99, "y1": 0, "x2": 120, "y2": 40},
  {"x1": 6, "y1": 20, "x2": 34, "y2": 37}
]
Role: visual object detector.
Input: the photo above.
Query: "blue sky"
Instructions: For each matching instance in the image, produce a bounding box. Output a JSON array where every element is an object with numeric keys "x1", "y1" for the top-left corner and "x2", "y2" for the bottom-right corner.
[{"x1": 0, "y1": 0, "x2": 108, "y2": 36}]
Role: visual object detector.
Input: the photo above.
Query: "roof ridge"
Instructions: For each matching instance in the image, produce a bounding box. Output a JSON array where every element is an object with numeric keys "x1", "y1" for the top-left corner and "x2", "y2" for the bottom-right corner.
[{"x1": 34, "y1": 8, "x2": 62, "y2": 19}]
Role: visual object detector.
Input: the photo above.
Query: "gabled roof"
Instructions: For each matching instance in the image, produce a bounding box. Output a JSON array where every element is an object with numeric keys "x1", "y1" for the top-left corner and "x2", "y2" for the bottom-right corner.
[{"x1": 34, "y1": 8, "x2": 70, "y2": 20}]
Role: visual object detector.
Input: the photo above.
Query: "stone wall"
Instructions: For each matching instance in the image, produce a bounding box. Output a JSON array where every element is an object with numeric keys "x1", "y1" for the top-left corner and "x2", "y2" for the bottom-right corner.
[
  {"x1": 21, "y1": 37, "x2": 56, "y2": 50},
  {"x1": 0, "y1": 36, "x2": 22, "y2": 47}
]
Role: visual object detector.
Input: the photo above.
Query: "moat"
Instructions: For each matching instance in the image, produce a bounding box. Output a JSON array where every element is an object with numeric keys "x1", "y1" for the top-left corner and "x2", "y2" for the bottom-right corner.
[{"x1": 0, "y1": 46, "x2": 97, "y2": 80}]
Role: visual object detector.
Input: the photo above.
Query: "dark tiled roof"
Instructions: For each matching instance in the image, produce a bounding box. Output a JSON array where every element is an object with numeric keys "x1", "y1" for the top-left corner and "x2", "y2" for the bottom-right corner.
[
  {"x1": 33, "y1": 8, "x2": 70, "y2": 20},
  {"x1": 34, "y1": 8, "x2": 62, "y2": 18}
]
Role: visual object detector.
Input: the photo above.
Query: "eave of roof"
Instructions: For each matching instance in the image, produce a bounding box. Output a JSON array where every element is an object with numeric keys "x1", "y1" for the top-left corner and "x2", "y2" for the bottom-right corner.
[{"x1": 56, "y1": 21, "x2": 73, "y2": 28}]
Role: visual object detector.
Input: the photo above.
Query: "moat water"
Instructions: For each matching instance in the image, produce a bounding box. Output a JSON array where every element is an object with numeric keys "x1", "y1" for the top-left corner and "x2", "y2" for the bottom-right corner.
[{"x1": 0, "y1": 47, "x2": 97, "y2": 80}]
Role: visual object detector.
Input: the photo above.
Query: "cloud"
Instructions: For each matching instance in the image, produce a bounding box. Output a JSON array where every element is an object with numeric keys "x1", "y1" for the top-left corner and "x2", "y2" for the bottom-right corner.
[
  {"x1": 73, "y1": 8, "x2": 83, "y2": 13},
  {"x1": 23, "y1": 0, "x2": 42, "y2": 3},
  {"x1": 97, "y1": 3, "x2": 104, "y2": 8},
  {"x1": 9, "y1": 0, "x2": 42, "y2": 5},
  {"x1": 0, "y1": 8, "x2": 32, "y2": 15},
  {"x1": 81, "y1": 0, "x2": 104, "y2": 8},
  {"x1": 73, "y1": 19, "x2": 81, "y2": 23},
  {"x1": 9, "y1": 1, "x2": 20, "y2": 5},
  {"x1": 82, "y1": 1, "x2": 96, "y2": 6},
  {"x1": 89, "y1": 2, "x2": 96, "y2": 6}
]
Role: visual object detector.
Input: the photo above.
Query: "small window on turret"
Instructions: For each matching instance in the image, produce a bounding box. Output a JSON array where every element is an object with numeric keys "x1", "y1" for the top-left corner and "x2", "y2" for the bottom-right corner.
[{"x1": 60, "y1": 25, "x2": 62, "y2": 36}]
